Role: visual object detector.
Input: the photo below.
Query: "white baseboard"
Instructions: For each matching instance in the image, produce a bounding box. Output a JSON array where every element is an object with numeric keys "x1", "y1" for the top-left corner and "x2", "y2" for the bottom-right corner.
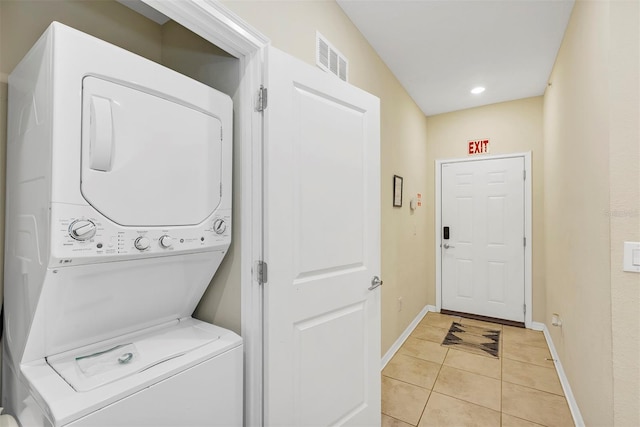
[
  {"x1": 535, "y1": 322, "x2": 585, "y2": 427},
  {"x1": 381, "y1": 305, "x2": 432, "y2": 369},
  {"x1": 530, "y1": 321, "x2": 545, "y2": 331}
]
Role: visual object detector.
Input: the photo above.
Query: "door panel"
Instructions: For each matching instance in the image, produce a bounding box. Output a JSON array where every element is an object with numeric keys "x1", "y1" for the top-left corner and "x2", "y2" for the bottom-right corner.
[
  {"x1": 293, "y1": 85, "x2": 365, "y2": 279},
  {"x1": 265, "y1": 47, "x2": 381, "y2": 426},
  {"x1": 456, "y1": 260, "x2": 473, "y2": 298},
  {"x1": 441, "y1": 157, "x2": 525, "y2": 322},
  {"x1": 294, "y1": 303, "x2": 366, "y2": 425}
]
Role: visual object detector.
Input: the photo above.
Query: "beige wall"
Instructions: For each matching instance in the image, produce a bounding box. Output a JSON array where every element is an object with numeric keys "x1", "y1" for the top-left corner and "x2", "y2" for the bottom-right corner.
[
  {"x1": 608, "y1": 1, "x2": 640, "y2": 424},
  {"x1": 425, "y1": 97, "x2": 545, "y2": 322},
  {"x1": 543, "y1": 0, "x2": 639, "y2": 424},
  {"x1": 222, "y1": 0, "x2": 431, "y2": 354},
  {"x1": 0, "y1": 1, "x2": 163, "y2": 70}
]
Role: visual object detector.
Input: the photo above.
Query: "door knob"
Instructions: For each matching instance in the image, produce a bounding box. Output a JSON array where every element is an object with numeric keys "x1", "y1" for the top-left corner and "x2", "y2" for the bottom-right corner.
[
  {"x1": 369, "y1": 276, "x2": 383, "y2": 291},
  {"x1": 443, "y1": 243, "x2": 455, "y2": 249}
]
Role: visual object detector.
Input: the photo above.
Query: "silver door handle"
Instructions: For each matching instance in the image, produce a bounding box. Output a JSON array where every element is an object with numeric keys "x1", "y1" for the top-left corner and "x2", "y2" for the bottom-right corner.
[
  {"x1": 368, "y1": 276, "x2": 383, "y2": 291},
  {"x1": 443, "y1": 243, "x2": 455, "y2": 249}
]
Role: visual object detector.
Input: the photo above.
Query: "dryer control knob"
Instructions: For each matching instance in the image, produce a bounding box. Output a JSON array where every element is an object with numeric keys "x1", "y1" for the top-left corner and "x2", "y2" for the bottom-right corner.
[
  {"x1": 159, "y1": 235, "x2": 173, "y2": 248},
  {"x1": 134, "y1": 236, "x2": 150, "y2": 251},
  {"x1": 69, "y1": 220, "x2": 96, "y2": 241},
  {"x1": 213, "y1": 219, "x2": 227, "y2": 234}
]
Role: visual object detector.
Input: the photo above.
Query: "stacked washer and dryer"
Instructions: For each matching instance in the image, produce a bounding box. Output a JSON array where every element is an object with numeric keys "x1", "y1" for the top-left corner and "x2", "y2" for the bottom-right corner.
[{"x1": 3, "y1": 22, "x2": 242, "y2": 426}]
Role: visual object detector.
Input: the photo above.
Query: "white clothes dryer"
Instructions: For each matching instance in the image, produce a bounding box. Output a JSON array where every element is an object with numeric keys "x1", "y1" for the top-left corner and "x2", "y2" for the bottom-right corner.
[{"x1": 3, "y1": 22, "x2": 241, "y2": 426}]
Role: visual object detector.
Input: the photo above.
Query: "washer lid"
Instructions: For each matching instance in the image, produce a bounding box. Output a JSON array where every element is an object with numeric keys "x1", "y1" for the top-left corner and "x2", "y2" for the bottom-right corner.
[
  {"x1": 47, "y1": 320, "x2": 221, "y2": 392},
  {"x1": 80, "y1": 76, "x2": 224, "y2": 227}
]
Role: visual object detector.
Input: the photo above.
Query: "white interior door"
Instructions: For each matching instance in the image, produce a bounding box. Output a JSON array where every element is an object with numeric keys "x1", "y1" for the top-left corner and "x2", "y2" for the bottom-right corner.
[
  {"x1": 441, "y1": 157, "x2": 525, "y2": 322},
  {"x1": 264, "y1": 46, "x2": 381, "y2": 426}
]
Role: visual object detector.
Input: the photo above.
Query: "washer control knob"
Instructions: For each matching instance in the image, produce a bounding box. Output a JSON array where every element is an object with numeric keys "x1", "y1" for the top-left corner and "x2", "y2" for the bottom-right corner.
[
  {"x1": 159, "y1": 235, "x2": 173, "y2": 248},
  {"x1": 213, "y1": 219, "x2": 227, "y2": 235},
  {"x1": 134, "y1": 236, "x2": 150, "y2": 251},
  {"x1": 69, "y1": 220, "x2": 96, "y2": 241}
]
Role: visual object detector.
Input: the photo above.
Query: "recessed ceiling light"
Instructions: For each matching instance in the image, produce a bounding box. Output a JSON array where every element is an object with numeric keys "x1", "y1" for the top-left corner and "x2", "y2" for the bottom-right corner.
[{"x1": 471, "y1": 86, "x2": 485, "y2": 94}]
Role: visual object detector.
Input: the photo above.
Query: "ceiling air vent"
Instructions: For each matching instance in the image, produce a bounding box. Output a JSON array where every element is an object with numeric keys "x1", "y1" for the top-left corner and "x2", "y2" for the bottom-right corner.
[{"x1": 316, "y1": 32, "x2": 348, "y2": 82}]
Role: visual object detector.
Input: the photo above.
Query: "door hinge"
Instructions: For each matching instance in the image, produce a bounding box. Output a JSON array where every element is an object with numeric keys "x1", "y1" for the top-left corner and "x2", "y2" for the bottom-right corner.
[
  {"x1": 220, "y1": 182, "x2": 223, "y2": 197},
  {"x1": 256, "y1": 260, "x2": 268, "y2": 285},
  {"x1": 256, "y1": 85, "x2": 268, "y2": 112},
  {"x1": 523, "y1": 170, "x2": 526, "y2": 180},
  {"x1": 220, "y1": 126, "x2": 223, "y2": 141},
  {"x1": 523, "y1": 304, "x2": 527, "y2": 315},
  {"x1": 523, "y1": 237, "x2": 527, "y2": 247}
]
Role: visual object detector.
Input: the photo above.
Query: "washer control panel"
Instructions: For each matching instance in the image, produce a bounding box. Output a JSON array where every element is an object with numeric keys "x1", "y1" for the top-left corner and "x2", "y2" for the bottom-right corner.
[
  {"x1": 213, "y1": 218, "x2": 227, "y2": 235},
  {"x1": 50, "y1": 203, "x2": 231, "y2": 266},
  {"x1": 159, "y1": 235, "x2": 173, "y2": 248},
  {"x1": 134, "y1": 236, "x2": 151, "y2": 251},
  {"x1": 69, "y1": 219, "x2": 97, "y2": 241}
]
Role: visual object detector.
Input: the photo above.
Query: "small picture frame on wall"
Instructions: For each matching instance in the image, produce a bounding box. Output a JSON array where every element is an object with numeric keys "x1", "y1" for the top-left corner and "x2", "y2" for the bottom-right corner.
[{"x1": 393, "y1": 175, "x2": 403, "y2": 207}]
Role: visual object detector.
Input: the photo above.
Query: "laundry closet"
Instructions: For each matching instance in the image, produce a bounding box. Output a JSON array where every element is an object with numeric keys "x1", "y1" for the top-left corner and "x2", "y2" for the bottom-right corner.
[
  {"x1": 0, "y1": 1, "x2": 245, "y2": 425},
  {"x1": 0, "y1": 0, "x2": 244, "y2": 334}
]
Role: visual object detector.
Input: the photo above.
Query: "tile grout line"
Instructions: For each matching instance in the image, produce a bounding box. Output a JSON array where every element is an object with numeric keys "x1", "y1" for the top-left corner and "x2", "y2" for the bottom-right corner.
[
  {"x1": 502, "y1": 413, "x2": 548, "y2": 427},
  {"x1": 393, "y1": 352, "x2": 446, "y2": 366},
  {"x1": 501, "y1": 379, "x2": 566, "y2": 398},
  {"x1": 414, "y1": 316, "x2": 455, "y2": 427},
  {"x1": 438, "y1": 362, "x2": 501, "y2": 381},
  {"x1": 502, "y1": 355, "x2": 556, "y2": 366},
  {"x1": 426, "y1": 379, "x2": 502, "y2": 413},
  {"x1": 439, "y1": 351, "x2": 501, "y2": 380},
  {"x1": 380, "y1": 373, "x2": 431, "y2": 391},
  {"x1": 428, "y1": 390, "x2": 503, "y2": 417},
  {"x1": 502, "y1": 356, "x2": 566, "y2": 396},
  {"x1": 384, "y1": 413, "x2": 415, "y2": 427},
  {"x1": 380, "y1": 374, "x2": 429, "y2": 425},
  {"x1": 380, "y1": 373, "x2": 408, "y2": 386},
  {"x1": 415, "y1": 313, "x2": 453, "y2": 427},
  {"x1": 501, "y1": 328, "x2": 572, "y2": 427},
  {"x1": 383, "y1": 316, "x2": 449, "y2": 427},
  {"x1": 415, "y1": 345, "x2": 449, "y2": 427}
]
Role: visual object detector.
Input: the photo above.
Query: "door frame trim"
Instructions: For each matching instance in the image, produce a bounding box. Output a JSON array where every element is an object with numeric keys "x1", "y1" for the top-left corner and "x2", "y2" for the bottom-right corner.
[
  {"x1": 140, "y1": 1, "x2": 269, "y2": 424},
  {"x1": 435, "y1": 152, "x2": 532, "y2": 328}
]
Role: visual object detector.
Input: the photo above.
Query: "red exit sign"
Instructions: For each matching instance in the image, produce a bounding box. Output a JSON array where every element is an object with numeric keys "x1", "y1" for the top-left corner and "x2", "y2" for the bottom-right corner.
[{"x1": 468, "y1": 139, "x2": 490, "y2": 155}]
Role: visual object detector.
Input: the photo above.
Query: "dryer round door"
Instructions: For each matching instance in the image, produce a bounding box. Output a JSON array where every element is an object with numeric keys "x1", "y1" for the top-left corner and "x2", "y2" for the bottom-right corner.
[{"x1": 80, "y1": 76, "x2": 223, "y2": 227}]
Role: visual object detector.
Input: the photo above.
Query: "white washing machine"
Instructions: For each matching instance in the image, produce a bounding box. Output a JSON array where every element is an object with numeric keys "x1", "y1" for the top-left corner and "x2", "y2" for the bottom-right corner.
[{"x1": 3, "y1": 22, "x2": 241, "y2": 426}]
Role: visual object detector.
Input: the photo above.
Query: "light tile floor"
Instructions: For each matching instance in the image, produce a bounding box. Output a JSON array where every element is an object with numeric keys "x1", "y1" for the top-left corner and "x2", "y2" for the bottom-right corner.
[{"x1": 382, "y1": 312, "x2": 574, "y2": 427}]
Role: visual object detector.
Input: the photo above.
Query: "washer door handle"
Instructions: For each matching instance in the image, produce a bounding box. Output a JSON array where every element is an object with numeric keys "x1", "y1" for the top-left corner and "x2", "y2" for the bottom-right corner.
[
  {"x1": 368, "y1": 276, "x2": 383, "y2": 291},
  {"x1": 89, "y1": 96, "x2": 114, "y2": 172}
]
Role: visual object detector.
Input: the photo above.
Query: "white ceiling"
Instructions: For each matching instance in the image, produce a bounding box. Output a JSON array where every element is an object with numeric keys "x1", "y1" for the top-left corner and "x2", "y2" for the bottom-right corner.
[{"x1": 336, "y1": 0, "x2": 575, "y2": 116}]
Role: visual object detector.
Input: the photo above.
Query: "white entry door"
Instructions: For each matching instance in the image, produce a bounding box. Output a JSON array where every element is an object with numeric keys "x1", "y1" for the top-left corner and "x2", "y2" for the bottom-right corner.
[
  {"x1": 264, "y1": 47, "x2": 381, "y2": 426},
  {"x1": 441, "y1": 157, "x2": 525, "y2": 322}
]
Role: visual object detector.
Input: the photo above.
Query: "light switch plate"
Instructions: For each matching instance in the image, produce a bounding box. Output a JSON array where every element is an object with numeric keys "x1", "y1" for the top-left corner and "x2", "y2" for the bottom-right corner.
[{"x1": 623, "y1": 242, "x2": 640, "y2": 272}]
